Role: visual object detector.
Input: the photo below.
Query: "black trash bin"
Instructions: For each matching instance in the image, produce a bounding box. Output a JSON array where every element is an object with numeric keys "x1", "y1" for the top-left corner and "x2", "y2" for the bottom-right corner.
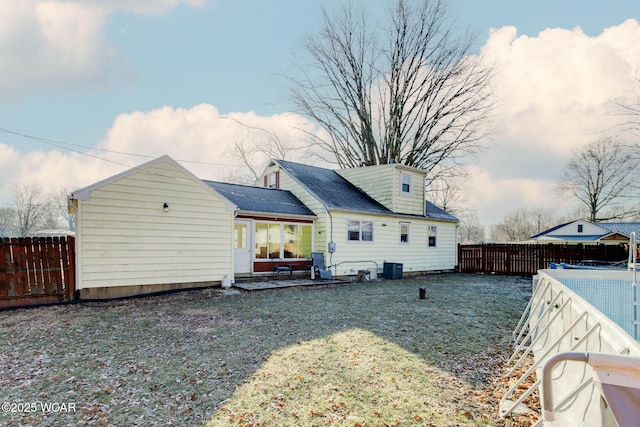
[{"x1": 383, "y1": 262, "x2": 403, "y2": 280}]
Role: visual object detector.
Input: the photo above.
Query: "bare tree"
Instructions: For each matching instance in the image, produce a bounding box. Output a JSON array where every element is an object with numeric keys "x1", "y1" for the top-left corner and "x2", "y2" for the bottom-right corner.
[
  {"x1": 289, "y1": 0, "x2": 494, "y2": 187},
  {"x1": 614, "y1": 99, "x2": 640, "y2": 137},
  {"x1": 0, "y1": 207, "x2": 16, "y2": 236},
  {"x1": 220, "y1": 116, "x2": 307, "y2": 184},
  {"x1": 529, "y1": 206, "x2": 559, "y2": 235},
  {"x1": 558, "y1": 137, "x2": 640, "y2": 222},
  {"x1": 457, "y1": 210, "x2": 485, "y2": 244},
  {"x1": 495, "y1": 208, "x2": 533, "y2": 242},
  {"x1": 54, "y1": 187, "x2": 75, "y2": 231},
  {"x1": 12, "y1": 184, "x2": 49, "y2": 237},
  {"x1": 491, "y1": 207, "x2": 560, "y2": 242},
  {"x1": 612, "y1": 76, "x2": 640, "y2": 137},
  {"x1": 231, "y1": 135, "x2": 293, "y2": 183},
  {"x1": 425, "y1": 166, "x2": 470, "y2": 215}
]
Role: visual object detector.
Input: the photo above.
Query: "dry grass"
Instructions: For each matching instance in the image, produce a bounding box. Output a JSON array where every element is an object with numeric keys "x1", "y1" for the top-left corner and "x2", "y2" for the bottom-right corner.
[{"x1": 0, "y1": 273, "x2": 531, "y2": 426}]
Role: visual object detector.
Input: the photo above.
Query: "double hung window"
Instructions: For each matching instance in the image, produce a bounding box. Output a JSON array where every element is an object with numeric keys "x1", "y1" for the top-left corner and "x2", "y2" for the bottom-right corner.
[
  {"x1": 428, "y1": 225, "x2": 437, "y2": 247},
  {"x1": 401, "y1": 173, "x2": 411, "y2": 193},
  {"x1": 400, "y1": 222, "x2": 410, "y2": 243},
  {"x1": 347, "y1": 220, "x2": 373, "y2": 242}
]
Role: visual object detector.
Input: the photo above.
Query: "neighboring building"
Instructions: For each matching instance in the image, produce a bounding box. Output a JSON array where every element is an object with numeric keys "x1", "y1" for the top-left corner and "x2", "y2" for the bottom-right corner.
[
  {"x1": 526, "y1": 219, "x2": 640, "y2": 245},
  {"x1": 70, "y1": 155, "x2": 459, "y2": 298},
  {"x1": 69, "y1": 156, "x2": 236, "y2": 299},
  {"x1": 259, "y1": 160, "x2": 458, "y2": 277}
]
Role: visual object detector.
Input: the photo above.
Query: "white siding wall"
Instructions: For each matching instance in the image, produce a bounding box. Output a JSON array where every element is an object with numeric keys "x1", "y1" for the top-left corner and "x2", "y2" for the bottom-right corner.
[
  {"x1": 338, "y1": 164, "x2": 425, "y2": 215},
  {"x1": 264, "y1": 163, "x2": 456, "y2": 275},
  {"x1": 76, "y1": 161, "x2": 234, "y2": 289},
  {"x1": 393, "y1": 169, "x2": 425, "y2": 215},
  {"x1": 324, "y1": 212, "x2": 457, "y2": 276},
  {"x1": 549, "y1": 220, "x2": 607, "y2": 237},
  {"x1": 423, "y1": 220, "x2": 457, "y2": 271},
  {"x1": 338, "y1": 166, "x2": 395, "y2": 210}
]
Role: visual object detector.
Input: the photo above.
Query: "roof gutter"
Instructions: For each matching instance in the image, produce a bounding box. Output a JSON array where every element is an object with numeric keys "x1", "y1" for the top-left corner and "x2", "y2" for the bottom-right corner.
[
  {"x1": 235, "y1": 210, "x2": 317, "y2": 220},
  {"x1": 325, "y1": 208, "x2": 458, "y2": 223}
]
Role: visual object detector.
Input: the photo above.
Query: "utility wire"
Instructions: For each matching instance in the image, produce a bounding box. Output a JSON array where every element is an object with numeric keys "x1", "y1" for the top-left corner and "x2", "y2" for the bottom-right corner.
[
  {"x1": 0, "y1": 127, "x2": 136, "y2": 169},
  {"x1": 0, "y1": 126, "x2": 257, "y2": 168}
]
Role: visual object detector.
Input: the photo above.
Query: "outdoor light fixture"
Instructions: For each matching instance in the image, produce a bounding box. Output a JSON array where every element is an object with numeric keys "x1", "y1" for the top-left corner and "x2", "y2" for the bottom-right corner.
[{"x1": 163, "y1": 202, "x2": 169, "y2": 212}]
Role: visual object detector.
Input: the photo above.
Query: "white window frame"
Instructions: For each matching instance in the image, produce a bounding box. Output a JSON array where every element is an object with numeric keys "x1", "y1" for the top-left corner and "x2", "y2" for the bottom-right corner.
[
  {"x1": 400, "y1": 222, "x2": 410, "y2": 244},
  {"x1": 400, "y1": 173, "x2": 412, "y2": 194},
  {"x1": 347, "y1": 220, "x2": 374, "y2": 242},
  {"x1": 267, "y1": 173, "x2": 277, "y2": 189},
  {"x1": 428, "y1": 225, "x2": 437, "y2": 247}
]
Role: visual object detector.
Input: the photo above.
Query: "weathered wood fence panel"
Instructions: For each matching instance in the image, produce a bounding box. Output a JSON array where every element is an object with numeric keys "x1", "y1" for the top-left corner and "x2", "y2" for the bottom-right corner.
[
  {"x1": 458, "y1": 243, "x2": 628, "y2": 276},
  {"x1": 0, "y1": 236, "x2": 75, "y2": 308}
]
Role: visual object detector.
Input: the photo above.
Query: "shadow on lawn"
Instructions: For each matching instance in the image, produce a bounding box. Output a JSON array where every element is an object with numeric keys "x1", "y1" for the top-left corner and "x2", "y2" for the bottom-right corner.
[
  {"x1": 197, "y1": 273, "x2": 531, "y2": 426},
  {"x1": 205, "y1": 327, "x2": 479, "y2": 426}
]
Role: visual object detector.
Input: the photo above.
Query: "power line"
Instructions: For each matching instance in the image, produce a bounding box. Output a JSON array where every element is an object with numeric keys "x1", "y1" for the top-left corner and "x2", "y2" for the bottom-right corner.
[
  {"x1": 0, "y1": 126, "x2": 259, "y2": 168},
  {"x1": 0, "y1": 127, "x2": 137, "y2": 169}
]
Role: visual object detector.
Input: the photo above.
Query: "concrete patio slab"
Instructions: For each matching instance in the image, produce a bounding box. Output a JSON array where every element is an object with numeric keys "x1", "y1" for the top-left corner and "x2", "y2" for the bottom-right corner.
[{"x1": 233, "y1": 279, "x2": 351, "y2": 291}]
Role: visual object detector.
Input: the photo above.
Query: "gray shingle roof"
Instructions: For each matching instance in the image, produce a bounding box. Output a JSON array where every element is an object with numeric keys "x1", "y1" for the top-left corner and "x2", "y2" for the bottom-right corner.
[
  {"x1": 274, "y1": 160, "x2": 457, "y2": 222},
  {"x1": 274, "y1": 160, "x2": 393, "y2": 215},
  {"x1": 425, "y1": 201, "x2": 458, "y2": 222},
  {"x1": 205, "y1": 181, "x2": 315, "y2": 217}
]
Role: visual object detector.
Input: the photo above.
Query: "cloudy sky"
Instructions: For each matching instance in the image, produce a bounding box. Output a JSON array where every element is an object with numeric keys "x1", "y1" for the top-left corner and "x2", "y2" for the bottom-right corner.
[{"x1": 1, "y1": 0, "x2": 639, "y2": 226}]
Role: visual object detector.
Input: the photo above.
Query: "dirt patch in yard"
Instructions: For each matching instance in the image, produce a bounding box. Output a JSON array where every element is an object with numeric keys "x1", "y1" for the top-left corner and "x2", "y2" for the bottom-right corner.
[{"x1": 0, "y1": 273, "x2": 531, "y2": 426}]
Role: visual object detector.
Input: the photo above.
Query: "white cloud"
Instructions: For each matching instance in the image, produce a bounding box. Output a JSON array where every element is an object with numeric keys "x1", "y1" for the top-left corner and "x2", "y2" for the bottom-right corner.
[
  {"x1": 465, "y1": 165, "x2": 570, "y2": 225},
  {"x1": 473, "y1": 19, "x2": 640, "y2": 225},
  {"x1": 1, "y1": 104, "x2": 320, "y2": 205},
  {"x1": 99, "y1": 104, "x2": 318, "y2": 180},
  {"x1": 97, "y1": 0, "x2": 206, "y2": 14},
  {"x1": 3, "y1": 15, "x2": 640, "y2": 231},
  {"x1": 482, "y1": 22, "x2": 639, "y2": 152},
  {"x1": 0, "y1": 144, "x2": 20, "y2": 201},
  {"x1": 0, "y1": 0, "x2": 205, "y2": 101}
]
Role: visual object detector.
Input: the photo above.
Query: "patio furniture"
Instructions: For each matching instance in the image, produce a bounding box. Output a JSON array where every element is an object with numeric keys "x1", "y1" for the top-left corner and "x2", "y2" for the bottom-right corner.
[
  {"x1": 272, "y1": 264, "x2": 293, "y2": 279},
  {"x1": 311, "y1": 252, "x2": 332, "y2": 280}
]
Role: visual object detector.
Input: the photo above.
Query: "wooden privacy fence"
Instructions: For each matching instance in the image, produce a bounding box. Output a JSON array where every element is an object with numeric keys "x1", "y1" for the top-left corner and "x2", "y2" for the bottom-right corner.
[
  {"x1": 458, "y1": 243, "x2": 628, "y2": 276},
  {"x1": 0, "y1": 236, "x2": 75, "y2": 308}
]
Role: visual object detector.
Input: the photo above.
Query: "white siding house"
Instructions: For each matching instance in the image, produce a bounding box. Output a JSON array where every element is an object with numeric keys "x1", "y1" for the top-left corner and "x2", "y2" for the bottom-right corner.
[
  {"x1": 260, "y1": 160, "x2": 458, "y2": 277},
  {"x1": 70, "y1": 156, "x2": 236, "y2": 299},
  {"x1": 526, "y1": 220, "x2": 640, "y2": 245},
  {"x1": 338, "y1": 163, "x2": 426, "y2": 216},
  {"x1": 70, "y1": 155, "x2": 459, "y2": 298}
]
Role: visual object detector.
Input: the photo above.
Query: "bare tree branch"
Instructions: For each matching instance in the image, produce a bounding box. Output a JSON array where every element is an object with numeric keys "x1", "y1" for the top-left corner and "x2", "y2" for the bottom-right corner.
[
  {"x1": 557, "y1": 137, "x2": 640, "y2": 222},
  {"x1": 491, "y1": 207, "x2": 561, "y2": 242},
  {"x1": 219, "y1": 116, "x2": 308, "y2": 184},
  {"x1": 287, "y1": 0, "x2": 495, "y2": 184},
  {"x1": 609, "y1": 76, "x2": 640, "y2": 137},
  {"x1": 12, "y1": 184, "x2": 49, "y2": 237},
  {"x1": 0, "y1": 207, "x2": 16, "y2": 236}
]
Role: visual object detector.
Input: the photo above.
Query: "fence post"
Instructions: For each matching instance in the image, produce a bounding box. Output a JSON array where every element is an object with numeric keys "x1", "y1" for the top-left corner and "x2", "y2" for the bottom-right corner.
[{"x1": 67, "y1": 236, "x2": 76, "y2": 301}]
